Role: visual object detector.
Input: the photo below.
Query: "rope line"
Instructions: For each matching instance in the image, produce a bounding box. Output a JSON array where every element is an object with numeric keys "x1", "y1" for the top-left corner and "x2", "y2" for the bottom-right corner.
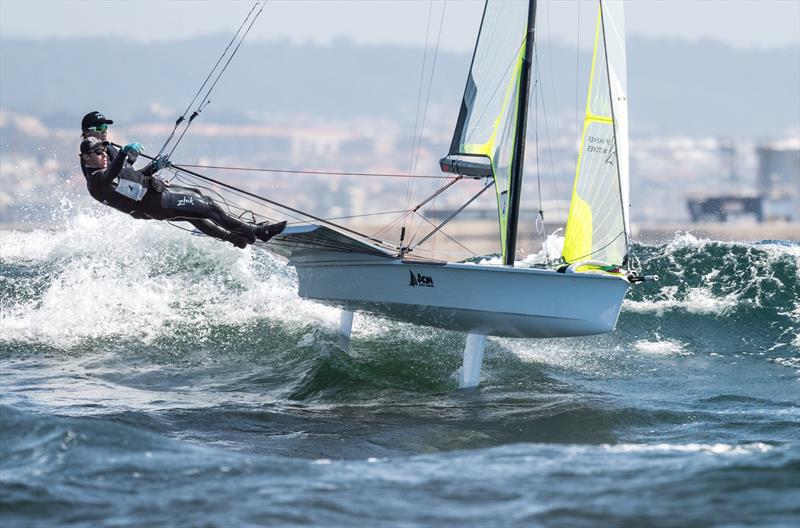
[{"x1": 177, "y1": 164, "x2": 452, "y2": 179}]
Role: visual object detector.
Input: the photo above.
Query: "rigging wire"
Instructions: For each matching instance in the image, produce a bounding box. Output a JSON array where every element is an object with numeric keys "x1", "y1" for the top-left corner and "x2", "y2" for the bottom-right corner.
[
  {"x1": 407, "y1": 179, "x2": 494, "y2": 254},
  {"x1": 402, "y1": 0, "x2": 447, "y2": 248},
  {"x1": 371, "y1": 209, "x2": 415, "y2": 240},
  {"x1": 371, "y1": 175, "x2": 462, "y2": 240},
  {"x1": 167, "y1": 157, "x2": 478, "y2": 259},
  {"x1": 173, "y1": 167, "x2": 414, "y2": 226},
  {"x1": 410, "y1": 212, "x2": 478, "y2": 257},
  {"x1": 143, "y1": 1, "x2": 481, "y2": 260},
  {"x1": 531, "y1": 72, "x2": 551, "y2": 263},
  {"x1": 302, "y1": 209, "x2": 411, "y2": 224},
  {"x1": 407, "y1": 0, "x2": 434, "y2": 177},
  {"x1": 410, "y1": 1, "x2": 447, "y2": 179},
  {"x1": 403, "y1": 0, "x2": 434, "y2": 239},
  {"x1": 565, "y1": 230, "x2": 626, "y2": 263},
  {"x1": 170, "y1": 169, "x2": 312, "y2": 227},
  {"x1": 404, "y1": 175, "x2": 464, "y2": 247},
  {"x1": 176, "y1": 164, "x2": 453, "y2": 179},
  {"x1": 166, "y1": 162, "x2": 405, "y2": 250},
  {"x1": 157, "y1": 1, "x2": 264, "y2": 158},
  {"x1": 170, "y1": 171, "x2": 268, "y2": 222},
  {"x1": 167, "y1": 1, "x2": 268, "y2": 158},
  {"x1": 543, "y1": 1, "x2": 568, "y2": 227}
]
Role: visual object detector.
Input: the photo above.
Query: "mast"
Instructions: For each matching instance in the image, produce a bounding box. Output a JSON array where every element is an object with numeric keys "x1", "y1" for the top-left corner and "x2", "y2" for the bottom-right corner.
[{"x1": 504, "y1": 0, "x2": 537, "y2": 266}]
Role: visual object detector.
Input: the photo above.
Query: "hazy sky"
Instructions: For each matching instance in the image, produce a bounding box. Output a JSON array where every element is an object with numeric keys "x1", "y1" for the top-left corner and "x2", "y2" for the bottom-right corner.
[{"x1": 1, "y1": 0, "x2": 799, "y2": 51}]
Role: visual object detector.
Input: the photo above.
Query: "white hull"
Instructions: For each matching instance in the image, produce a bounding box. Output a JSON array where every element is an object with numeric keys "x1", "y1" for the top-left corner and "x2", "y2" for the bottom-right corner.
[
  {"x1": 294, "y1": 258, "x2": 628, "y2": 337},
  {"x1": 287, "y1": 255, "x2": 628, "y2": 339},
  {"x1": 262, "y1": 225, "x2": 630, "y2": 338}
]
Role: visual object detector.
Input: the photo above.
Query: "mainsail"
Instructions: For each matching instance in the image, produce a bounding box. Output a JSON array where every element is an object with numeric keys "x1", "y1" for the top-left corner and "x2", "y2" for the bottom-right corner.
[
  {"x1": 562, "y1": 0, "x2": 630, "y2": 267},
  {"x1": 440, "y1": 0, "x2": 534, "y2": 264}
]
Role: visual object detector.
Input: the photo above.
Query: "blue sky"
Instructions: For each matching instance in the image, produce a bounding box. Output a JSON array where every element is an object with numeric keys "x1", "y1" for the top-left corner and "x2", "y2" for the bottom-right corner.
[{"x1": 1, "y1": 0, "x2": 799, "y2": 51}]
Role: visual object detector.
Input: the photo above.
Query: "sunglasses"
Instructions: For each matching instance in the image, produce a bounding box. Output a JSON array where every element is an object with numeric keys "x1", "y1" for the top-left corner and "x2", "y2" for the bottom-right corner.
[
  {"x1": 90, "y1": 149, "x2": 106, "y2": 156},
  {"x1": 88, "y1": 124, "x2": 108, "y2": 132}
]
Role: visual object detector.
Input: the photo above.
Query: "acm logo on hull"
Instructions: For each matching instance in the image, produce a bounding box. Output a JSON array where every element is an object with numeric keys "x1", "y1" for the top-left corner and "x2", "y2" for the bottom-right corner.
[{"x1": 408, "y1": 270, "x2": 435, "y2": 288}]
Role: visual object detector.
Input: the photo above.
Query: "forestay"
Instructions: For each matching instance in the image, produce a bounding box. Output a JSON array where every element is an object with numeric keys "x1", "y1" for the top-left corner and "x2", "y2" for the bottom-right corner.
[
  {"x1": 562, "y1": 0, "x2": 630, "y2": 267},
  {"x1": 442, "y1": 0, "x2": 530, "y2": 262}
]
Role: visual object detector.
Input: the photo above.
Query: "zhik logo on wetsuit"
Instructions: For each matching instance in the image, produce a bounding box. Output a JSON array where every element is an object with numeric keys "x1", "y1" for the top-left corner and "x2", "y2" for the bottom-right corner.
[
  {"x1": 409, "y1": 270, "x2": 434, "y2": 288},
  {"x1": 176, "y1": 196, "x2": 195, "y2": 207}
]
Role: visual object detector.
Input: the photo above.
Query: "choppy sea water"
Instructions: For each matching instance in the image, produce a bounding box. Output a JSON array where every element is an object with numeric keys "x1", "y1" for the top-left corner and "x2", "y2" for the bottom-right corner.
[{"x1": 1, "y1": 211, "x2": 798, "y2": 527}]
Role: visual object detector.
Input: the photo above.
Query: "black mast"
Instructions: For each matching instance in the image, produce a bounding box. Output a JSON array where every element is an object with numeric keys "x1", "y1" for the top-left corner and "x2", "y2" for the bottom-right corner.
[{"x1": 504, "y1": 0, "x2": 537, "y2": 266}]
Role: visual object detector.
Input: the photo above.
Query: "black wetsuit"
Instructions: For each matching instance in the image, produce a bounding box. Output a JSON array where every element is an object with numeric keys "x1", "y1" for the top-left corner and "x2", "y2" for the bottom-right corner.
[
  {"x1": 84, "y1": 151, "x2": 257, "y2": 244},
  {"x1": 80, "y1": 143, "x2": 120, "y2": 179}
]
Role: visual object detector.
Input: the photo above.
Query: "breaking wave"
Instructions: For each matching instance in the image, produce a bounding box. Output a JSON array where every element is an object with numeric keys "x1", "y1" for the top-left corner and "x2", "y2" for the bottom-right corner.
[{"x1": 1, "y1": 214, "x2": 798, "y2": 384}]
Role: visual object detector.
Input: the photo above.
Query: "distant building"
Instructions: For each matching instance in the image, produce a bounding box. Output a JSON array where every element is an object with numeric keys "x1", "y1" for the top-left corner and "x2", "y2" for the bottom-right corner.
[
  {"x1": 757, "y1": 139, "x2": 800, "y2": 221},
  {"x1": 685, "y1": 138, "x2": 764, "y2": 223},
  {"x1": 686, "y1": 195, "x2": 762, "y2": 223}
]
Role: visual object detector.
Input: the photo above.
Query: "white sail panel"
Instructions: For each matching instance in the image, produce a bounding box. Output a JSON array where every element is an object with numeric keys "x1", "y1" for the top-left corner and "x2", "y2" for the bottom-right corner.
[
  {"x1": 602, "y1": 0, "x2": 630, "y2": 237},
  {"x1": 446, "y1": 0, "x2": 529, "y2": 259},
  {"x1": 562, "y1": 1, "x2": 629, "y2": 267}
]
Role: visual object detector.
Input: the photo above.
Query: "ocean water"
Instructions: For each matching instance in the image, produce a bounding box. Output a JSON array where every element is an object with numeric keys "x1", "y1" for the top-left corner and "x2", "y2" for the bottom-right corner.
[{"x1": 1, "y1": 211, "x2": 798, "y2": 527}]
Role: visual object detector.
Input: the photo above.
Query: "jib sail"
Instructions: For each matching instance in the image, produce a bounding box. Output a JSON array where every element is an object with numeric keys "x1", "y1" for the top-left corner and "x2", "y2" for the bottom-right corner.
[{"x1": 562, "y1": 0, "x2": 630, "y2": 267}]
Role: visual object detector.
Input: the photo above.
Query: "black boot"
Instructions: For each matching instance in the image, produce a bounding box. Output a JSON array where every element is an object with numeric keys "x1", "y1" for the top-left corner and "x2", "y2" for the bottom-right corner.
[
  {"x1": 254, "y1": 221, "x2": 287, "y2": 242},
  {"x1": 227, "y1": 233, "x2": 249, "y2": 249}
]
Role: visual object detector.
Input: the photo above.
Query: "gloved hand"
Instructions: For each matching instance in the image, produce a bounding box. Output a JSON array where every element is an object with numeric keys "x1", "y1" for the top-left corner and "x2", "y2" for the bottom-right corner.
[
  {"x1": 152, "y1": 154, "x2": 172, "y2": 171},
  {"x1": 150, "y1": 177, "x2": 169, "y2": 192},
  {"x1": 122, "y1": 142, "x2": 144, "y2": 154}
]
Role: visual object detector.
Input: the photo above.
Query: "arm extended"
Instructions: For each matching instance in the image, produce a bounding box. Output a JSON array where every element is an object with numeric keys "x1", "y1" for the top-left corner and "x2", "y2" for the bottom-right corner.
[{"x1": 90, "y1": 147, "x2": 127, "y2": 187}]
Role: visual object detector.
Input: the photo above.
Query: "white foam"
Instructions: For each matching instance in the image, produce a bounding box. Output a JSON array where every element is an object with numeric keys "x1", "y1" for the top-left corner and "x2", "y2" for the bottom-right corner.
[
  {"x1": 519, "y1": 229, "x2": 565, "y2": 267},
  {"x1": 770, "y1": 356, "x2": 800, "y2": 371},
  {"x1": 0, "y1": 211, "x2": 341, "y2": 347},
  {"x1": 469, "y1": 229, "x2": 565, "y2": 267},
  {"x1": 603, "y1": 442, "x2": 774, "y2": 455},
  {"x1": 625, "y1": 285, "x2": 739, "y2": 316},
  {"x1": 671, "y1": 233, "x2": 800, "y2": 267},
  {"x1": 633, "y1": 338, "x2": 691, "y2": 356}
]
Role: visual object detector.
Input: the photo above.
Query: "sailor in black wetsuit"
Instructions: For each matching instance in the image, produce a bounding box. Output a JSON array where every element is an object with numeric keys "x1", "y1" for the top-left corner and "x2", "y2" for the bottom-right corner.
[
  {"x1": 79, "y1": 137, "x2": 285, "y2": 248},
  {"x1": 80, "y1": 111, "x2": 120, "y2": 178}
]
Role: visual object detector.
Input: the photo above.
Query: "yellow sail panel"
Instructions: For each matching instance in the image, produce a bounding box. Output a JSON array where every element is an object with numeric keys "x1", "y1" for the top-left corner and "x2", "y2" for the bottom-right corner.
[
  {"x1": 562, "y1": 189, "x2": 592, "y2": 263},
  {"x1": 562, "y1": 2, "x2": 627, "y2": 267}
]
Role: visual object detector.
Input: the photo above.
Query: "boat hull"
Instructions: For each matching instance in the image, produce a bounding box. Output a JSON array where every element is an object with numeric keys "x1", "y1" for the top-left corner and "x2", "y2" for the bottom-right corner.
[{"x1": 288, "y1": 251, "x2": 630, "y2": 338}]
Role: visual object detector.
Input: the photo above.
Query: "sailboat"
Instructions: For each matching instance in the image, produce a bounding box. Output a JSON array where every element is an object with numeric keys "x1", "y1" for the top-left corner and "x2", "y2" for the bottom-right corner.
[{"x1": 259, "y1": 0, "x2": 648, "y2": 388}]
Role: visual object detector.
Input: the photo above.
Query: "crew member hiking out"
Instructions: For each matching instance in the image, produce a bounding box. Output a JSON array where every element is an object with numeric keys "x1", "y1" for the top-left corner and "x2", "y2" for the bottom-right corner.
[
  {"x1": 80, "y1": 111, "x2": 120, "y2": 178},
  {"x1": 79, "y1": 137, "x2": 285, "y2": 248}
]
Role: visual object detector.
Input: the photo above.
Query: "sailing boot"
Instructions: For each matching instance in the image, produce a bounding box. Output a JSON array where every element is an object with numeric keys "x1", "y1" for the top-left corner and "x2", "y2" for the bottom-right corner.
[
  {"x1": 227, "y1": 232, "x2": 249, "y2": 249},
  {"x1": 253, "y1": 221, "x2": 287, "y2": 242}
]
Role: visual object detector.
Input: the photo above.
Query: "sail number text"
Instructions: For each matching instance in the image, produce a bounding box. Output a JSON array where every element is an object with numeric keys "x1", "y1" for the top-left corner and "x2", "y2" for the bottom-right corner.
[{"x1": 586, "y1": 135, "x2": 612, "y2": 154}]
